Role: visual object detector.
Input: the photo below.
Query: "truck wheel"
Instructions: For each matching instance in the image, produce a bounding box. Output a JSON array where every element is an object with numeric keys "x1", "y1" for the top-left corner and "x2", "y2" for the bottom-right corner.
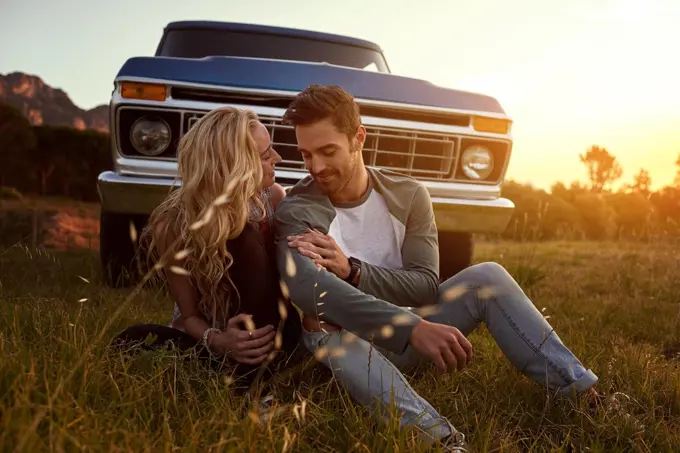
[
  {"x1": 438, "y1": 231, "x2": 474, "y2": 282},
  {"x1": 100, "y1": 211, "x2": 148, "y2": 288}
]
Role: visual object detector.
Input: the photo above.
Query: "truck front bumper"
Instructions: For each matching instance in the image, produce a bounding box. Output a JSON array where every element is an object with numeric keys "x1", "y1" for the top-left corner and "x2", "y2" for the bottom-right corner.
[
  {"x1": 431, "y1": 196, "x2": 514, "y2": 234},
  {"x1": 97, "y1": 171, "x2": 177, "y2": 215},
  {"x1": 97, "y1": 171, "x2": 514, "y2": 235}
]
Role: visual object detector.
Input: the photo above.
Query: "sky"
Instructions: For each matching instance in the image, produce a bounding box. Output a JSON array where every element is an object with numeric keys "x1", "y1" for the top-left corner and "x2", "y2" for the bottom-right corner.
[{"x1": 2, "y1": 0, "x2": 679, "y2": 191}]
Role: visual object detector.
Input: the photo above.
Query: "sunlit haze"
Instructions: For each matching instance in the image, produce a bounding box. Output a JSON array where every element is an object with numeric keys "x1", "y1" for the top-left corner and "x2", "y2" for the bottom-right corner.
[{"x1": 2, "y1": 0, "x2": 678, "y2": 190}]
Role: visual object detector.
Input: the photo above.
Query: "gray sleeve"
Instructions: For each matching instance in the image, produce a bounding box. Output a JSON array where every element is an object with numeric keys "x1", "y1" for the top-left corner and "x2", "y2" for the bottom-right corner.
[
  {"x1": 274, "y1": 194, "x2": 421, "y2": 354},
  {"x1": 357, "y1": 185, "x2": 440, "y2": 307}
]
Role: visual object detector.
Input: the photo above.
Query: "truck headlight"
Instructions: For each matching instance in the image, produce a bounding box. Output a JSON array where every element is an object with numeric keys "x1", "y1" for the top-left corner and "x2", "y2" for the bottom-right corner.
[
  {"x1": 130, "y1": 117, "x2": 171, "y2": 156},
  {"x1": 460, "y1": 145, "x2": 494, "y2": 180}
]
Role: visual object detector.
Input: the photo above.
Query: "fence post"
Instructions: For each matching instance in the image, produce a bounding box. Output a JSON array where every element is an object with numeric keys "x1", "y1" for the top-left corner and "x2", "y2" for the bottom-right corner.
[
  {"x1": 0, "y1": 200, "x2": 4, "y2": 240},
  {"x1": 31, "y1": 208, "x2": 38, "y2": 249}
]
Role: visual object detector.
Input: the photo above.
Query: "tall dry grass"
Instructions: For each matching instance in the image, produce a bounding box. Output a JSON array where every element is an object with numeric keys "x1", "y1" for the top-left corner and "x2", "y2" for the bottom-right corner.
[{"x1": 1, "y1": 238, "x2": 679, "y2": 452}]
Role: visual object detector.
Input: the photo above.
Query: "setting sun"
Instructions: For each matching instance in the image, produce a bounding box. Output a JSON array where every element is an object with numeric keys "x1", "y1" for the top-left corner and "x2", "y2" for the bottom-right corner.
[{"x1": 403, "y1": 0, "x2": 680, "y2": 190}]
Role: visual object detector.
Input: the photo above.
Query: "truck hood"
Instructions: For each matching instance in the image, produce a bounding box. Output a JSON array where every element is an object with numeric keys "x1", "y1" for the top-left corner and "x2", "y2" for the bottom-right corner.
[{"x1": 116, "y1": 56, "x2": 506, "y2": 114}]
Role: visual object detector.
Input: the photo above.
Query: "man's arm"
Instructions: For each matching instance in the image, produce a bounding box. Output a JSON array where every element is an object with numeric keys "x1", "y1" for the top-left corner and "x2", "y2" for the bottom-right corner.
[
  {"x1": 274, "y1": 194, "x2": 421, "y2": 354},
  {"x1": 357, "y1": 185, "x2": 440, "y2": 307}
]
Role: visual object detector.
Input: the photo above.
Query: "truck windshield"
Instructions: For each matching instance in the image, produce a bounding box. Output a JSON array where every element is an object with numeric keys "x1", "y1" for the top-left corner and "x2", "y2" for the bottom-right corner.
[{"x1": 156, "y1": 29, "x2": 390, "y2": 73}]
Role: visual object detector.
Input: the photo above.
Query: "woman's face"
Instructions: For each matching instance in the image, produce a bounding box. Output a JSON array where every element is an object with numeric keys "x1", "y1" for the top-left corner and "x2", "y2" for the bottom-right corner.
[{"x1": 252, "y1": 121, "x2": 282, "y2": 189}]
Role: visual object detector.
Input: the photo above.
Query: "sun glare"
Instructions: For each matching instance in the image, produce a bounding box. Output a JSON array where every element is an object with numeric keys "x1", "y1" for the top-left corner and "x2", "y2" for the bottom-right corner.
[{"x1": 617, "y1": 0, "x2": 647, "y2": 21}]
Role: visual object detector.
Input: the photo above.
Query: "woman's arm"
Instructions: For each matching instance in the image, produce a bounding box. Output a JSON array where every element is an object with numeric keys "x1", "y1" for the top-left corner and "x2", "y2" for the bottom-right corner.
[
  {"x1": 156, "y1": 223, "x2": 275, "y2": 363},
  {"x1": 270, "y1": 183, "x2": 286, "y2": 209},
  {"x1": 155, "y1": 222, "x2": 212, "y2": 341},
  {"x1": 160, "y1": 240, "x2": 214, "y2": 343}
]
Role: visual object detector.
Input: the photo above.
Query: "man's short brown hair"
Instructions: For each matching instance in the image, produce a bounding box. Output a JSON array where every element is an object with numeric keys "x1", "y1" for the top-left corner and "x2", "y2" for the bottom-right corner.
[{"x1": 283, "y1": 84, "x2": 361, "y2": 139}]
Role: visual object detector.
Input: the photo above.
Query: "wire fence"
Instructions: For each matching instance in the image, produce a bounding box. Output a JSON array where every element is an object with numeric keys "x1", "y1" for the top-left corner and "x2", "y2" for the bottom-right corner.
[{"x1": 0, "y1": 201, "x2": 99, "y2": 251}]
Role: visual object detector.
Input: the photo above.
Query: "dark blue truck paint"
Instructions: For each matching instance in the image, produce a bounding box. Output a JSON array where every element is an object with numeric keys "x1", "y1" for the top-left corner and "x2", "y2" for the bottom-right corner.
[
  {"x1": 116, "y1": 56, "x2": 506, "y2": 114},
  {"x1": 158, "y1": 20, "x2": 385, "y2": 53}
]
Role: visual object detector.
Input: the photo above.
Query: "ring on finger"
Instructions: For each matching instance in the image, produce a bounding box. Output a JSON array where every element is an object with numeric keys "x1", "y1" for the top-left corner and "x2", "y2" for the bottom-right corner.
[{"x1": 248, "y1": 331, "x2": 253, "y2": 339}]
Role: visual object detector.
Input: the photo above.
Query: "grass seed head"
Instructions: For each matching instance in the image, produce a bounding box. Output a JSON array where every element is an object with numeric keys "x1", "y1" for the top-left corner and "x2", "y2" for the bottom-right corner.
[
  {"x1": 477, "y1": 286, "x2": 496, "y2": 299},
  {"x1": 279, "y1": 280, "x2": 290, "y2": 299},
  {"x1": 285, "y1": 249, "x2": 296, "y2": 277},
  {"x1": 392, "y1": 313, "x2": 413, "y2": 326},
  {"x1": 415, "y1": 305, "x2": 440, "y2": 318},
  {"x1": 442, "y1": 283, "x2": 466, "y2": 302},
  {"x1": 243, "y1": 316, "x2": 256, "y2": 332},
  {"x1": 278, "y1": 300, "x2": 288, "y2": 320},
  {"x1": 314, "y1": 346, "x2": 328, "y2": 361},
  {"x1": 169, "y1": 266, "x2": 190, "y2": 276},
  {"x1": 129, "y1": 221, "x2": 138, "y2": 243},
  {"x1": 173, "y1": 249, "x2": 191, "y2": 261},
  {"x1": 380, "y1": 325, "x2": 394, "y2": 339}
]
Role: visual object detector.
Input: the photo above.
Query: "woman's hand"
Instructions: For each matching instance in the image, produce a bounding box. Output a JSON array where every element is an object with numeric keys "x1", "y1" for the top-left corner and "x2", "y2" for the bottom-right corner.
[{"x1": 209, "y1": 313, "x2": 276, "y2": 365}]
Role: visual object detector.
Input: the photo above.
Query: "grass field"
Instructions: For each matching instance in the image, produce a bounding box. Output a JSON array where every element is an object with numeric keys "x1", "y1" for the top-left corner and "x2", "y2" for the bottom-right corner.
[{"x1": 1, "y1": 239, "x2": 679, "y2": 452}]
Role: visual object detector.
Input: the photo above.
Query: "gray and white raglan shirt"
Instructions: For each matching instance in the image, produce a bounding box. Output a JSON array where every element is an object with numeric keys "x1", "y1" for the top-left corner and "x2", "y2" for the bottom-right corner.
[{"x1": 274, "y1": 167, "x2": 440, "y2": 354}]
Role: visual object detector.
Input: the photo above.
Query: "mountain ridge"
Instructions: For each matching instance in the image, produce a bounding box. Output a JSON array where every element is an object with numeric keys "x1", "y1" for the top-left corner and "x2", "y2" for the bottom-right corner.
[{"x1": 0, "y1": 71, "x2": 109, "y2": 133}]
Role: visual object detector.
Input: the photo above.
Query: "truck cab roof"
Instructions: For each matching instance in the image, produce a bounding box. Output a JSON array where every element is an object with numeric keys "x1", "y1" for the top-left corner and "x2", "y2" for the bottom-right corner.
[{"x1": 160, "y1": 21, "x2": 384, "y2": 53}]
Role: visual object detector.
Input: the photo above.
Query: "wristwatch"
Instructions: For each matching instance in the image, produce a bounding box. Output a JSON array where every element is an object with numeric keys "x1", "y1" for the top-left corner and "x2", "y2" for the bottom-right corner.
[{"x1": 344, "y1": 256, "x2": 362, "y2": 286}]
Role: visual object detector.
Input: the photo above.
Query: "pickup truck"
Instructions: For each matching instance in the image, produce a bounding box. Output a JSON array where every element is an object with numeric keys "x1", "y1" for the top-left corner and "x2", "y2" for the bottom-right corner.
[{"x1": 97, "y1": 20, "x2": 515, "y2": 287}]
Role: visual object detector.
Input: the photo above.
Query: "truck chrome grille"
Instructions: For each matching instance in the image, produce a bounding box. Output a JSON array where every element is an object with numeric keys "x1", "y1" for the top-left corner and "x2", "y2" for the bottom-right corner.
[
  {"x1": 166, "y1": 109, "x2": 510, "y2": 184},
  {"x1": 114, "y1": 103, "x2": 511, "y2": 186},
  {"x1": 259, "y1": 116, "x2": 457, "y2": 181}
]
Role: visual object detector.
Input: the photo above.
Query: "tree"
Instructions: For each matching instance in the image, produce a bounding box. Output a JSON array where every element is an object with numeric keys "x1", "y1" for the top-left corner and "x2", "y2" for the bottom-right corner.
[
  {"x1": 579, "y1": 145, "x2": 623, "y2": 193},
  {"x1": 30, "y1": 126, "x2": 60, "y2": 195},
  {"x1": 650, "y1": 186, "x2": 680, "y2": 236},
  {"x1": 674, "y1": 153, "x2": 680, "y2": 187},
  {"x1": 28, "y1": 126, "x2": 110, "y2": 199},
  {"x1": 0, "y1": 102, "x2": 36, "y2": 189},
  {"x1": 61, "y1": 128, "x2": 111, "y2": 200},
  {"x1": 626, "y1": 168, "x2": 652, "y2": 198},
  {"x1": 605, "y1": 191, "x2": 656, "y2": 238},
  {"x1": 550, "y1": 180, "x2": 588, "y2": 203},
  {"x1": 571, "y1": 192, "x2": 617, "y2": 240}
]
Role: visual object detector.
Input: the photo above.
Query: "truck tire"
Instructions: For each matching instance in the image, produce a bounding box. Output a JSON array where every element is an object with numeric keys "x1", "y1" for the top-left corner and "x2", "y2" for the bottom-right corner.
[
  {"x1": 438, "y1": 231, "x2": 474, "y2": 282},
  {"x1": 100, "y1": 211, "x2": 148, "y2": 288}
]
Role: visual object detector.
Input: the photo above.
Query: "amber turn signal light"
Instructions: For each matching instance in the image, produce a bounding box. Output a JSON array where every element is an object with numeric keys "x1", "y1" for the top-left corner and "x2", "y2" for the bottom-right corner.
[
  {"x1": 472, "y1": 116, "x2": 511, "y2": 134},
  {"x1": 121, "y1": 82, "x2": 167, "y2": 101}
]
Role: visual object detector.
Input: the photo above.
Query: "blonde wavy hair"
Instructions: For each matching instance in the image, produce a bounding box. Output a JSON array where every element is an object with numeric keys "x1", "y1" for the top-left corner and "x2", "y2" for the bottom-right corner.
[{"x1": 141, "y1": 106, "x2": 266, "y2": 326}]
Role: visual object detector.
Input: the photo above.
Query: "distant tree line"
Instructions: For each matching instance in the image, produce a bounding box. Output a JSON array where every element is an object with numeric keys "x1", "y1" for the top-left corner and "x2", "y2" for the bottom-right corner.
[
  {"x1": 0, "y1": 102, "x2": 110, "y2": 202},
  {"x1": 499, "y1": 146, "x2": 680, "y2": 241},
  {"x1": 1, "y1": 101, "x2": 679, "y2": 240}
]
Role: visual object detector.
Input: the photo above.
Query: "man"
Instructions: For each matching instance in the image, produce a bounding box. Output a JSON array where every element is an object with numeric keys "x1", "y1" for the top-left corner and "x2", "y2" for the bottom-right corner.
[{"x1": 273, "y1": 85, "x2": 599, "y2": 452}]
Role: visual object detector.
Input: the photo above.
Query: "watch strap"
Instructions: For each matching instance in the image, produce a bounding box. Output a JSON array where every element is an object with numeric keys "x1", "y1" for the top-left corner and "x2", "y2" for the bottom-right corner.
[{"x1": 344, "y1": 256, "x2": 361, "y2": 285}]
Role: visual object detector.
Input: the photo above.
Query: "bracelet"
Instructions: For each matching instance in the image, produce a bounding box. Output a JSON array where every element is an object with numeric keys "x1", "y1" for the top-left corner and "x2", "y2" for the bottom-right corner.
[{"x1": 202, "y1": 327, "x2": 221, "y2": 358}]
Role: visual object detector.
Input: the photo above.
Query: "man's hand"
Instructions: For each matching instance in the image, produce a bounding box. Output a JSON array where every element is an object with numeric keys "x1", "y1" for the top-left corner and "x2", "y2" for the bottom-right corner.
[
  {"x1": 409, "y1": 319, "x2": 473, "y2": 372},
  {"x1": 287, "y1": 229, "x2": 351, "y2": 279}
]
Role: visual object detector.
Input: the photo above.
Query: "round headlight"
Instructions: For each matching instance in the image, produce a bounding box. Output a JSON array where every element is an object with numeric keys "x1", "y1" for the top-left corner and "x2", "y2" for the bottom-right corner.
[
  {"x1": 130, "y1": 117, "x2": 171, "y2": 156},
  {"x1": 461, "y1": 145, "x2": 494, "y2": 180}
]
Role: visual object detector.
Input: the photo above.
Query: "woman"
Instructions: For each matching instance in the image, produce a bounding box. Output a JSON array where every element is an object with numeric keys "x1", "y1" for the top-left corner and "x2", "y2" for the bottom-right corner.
[{"x1": 112, "y1": 106, "x2": 302, "y2": 384}]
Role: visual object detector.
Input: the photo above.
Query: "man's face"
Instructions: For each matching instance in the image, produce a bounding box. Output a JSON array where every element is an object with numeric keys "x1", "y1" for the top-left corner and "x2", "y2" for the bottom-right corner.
[{"x1": 294, "y1": 118, "x2": 365, "y2": 195}]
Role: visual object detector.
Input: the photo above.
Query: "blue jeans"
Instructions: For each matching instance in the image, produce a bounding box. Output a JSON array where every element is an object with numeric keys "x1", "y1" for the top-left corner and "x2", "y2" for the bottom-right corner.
[{"x1": 302, "y1": 262, "x2": 598, "y2": 443}]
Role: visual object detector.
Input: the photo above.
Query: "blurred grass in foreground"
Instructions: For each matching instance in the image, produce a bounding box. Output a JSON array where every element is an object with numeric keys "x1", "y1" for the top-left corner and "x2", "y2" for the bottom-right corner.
[{"x1": 1, "y1": 240, "x2": 679, "y2": 452}]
